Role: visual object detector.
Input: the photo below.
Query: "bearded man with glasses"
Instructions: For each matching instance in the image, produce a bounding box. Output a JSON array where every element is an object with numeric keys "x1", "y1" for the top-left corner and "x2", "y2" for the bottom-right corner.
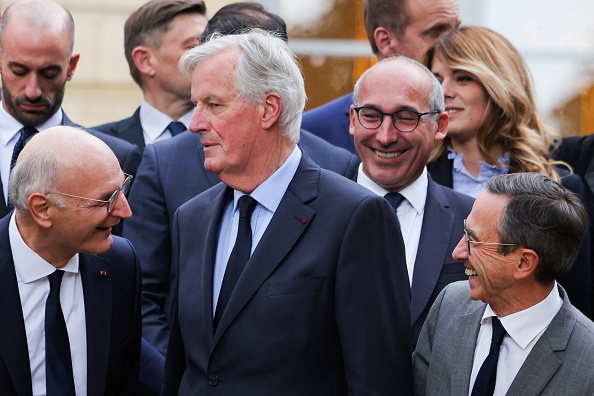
[
  {"x1": 350, "y1": 55, "x2": 475, "y2": 349},
  {"x1": 0, "y1": 125, "x2": 142, "y2": 396}
]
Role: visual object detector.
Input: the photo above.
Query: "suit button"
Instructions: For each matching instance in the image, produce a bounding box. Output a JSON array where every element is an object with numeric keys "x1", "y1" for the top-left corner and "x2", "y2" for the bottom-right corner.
[{"x1": 208, "y1": 375, "x2": 220, "y2": 386}]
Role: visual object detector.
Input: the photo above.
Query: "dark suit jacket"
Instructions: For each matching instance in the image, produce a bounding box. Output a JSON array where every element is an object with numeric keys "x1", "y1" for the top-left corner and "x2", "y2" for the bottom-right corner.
[
  {"x1": 162, "y1": 153, "x2": 413, "y2": 395},
  {"x1": 410, "y1": 177, "x2": 474, "y2": 348},
  {"x1": 123, "y1": 130, "x2": 360, "y2": 355},
  {"x1": 0, "y1": 113, "x2": 142, "y2": 237},
  {"x1": 301, "y1": 93, "x2": 357, "y2": 156},
  {"x1": 413, "y1": 281, "x2": 594, "y2": 396},
  {"x1": 428, "y1": 157, "x2": 592, "y2": 317},
  {"x1": 0, "y1": 214, "x2": 142, "y2": 396},
  {"x1": 94, "y1": 107, "x2": 147, "y2": 152}
]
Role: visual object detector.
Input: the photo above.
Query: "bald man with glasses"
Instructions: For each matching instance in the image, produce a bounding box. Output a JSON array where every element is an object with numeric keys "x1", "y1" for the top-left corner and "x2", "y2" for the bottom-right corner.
[{"x1": 0, "y1": 126, "x2": 141, "y2": 396}]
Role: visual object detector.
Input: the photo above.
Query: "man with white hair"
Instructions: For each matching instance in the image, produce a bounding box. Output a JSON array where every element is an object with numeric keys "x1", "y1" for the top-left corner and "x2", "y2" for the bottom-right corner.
[{"x1": 162, "y1": 30, "x2": 413, "y2": 395}]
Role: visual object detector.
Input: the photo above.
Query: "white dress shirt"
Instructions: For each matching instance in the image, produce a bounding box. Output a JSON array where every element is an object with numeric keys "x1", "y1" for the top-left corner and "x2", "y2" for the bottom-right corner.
[
  {"x1": 138, "y1": 99, "x2": 193, "y2": 145},
  {"x1": 0, "y1": 103, "x2": 63, "y2": 204},
  {"x1": 469, "y1": 283, "x2": 563, "y2": 396},
  {"x1": 213, "y1": 146, "x2": 302, "y2": 313},
  {"x1": 9, "y1": 213, "x2": 87, "y2": 396},
  {"x1": 357, "y1": 165, "x2": 428, "y2": 285}
]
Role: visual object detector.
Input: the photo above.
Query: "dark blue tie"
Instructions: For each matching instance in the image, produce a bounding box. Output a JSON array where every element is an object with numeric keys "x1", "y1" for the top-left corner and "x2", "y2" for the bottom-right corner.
[
  {"x1": 10, "y1": 126, "x2": 38, "y2": 171},
  {"x1": 384, "y1": 192, "x2": 405, "y2": 213},
  {"x1": 167, "y1": 121, "x2": 186, "y2": 137},
  {"x1": 471, "y1": 317, "x2": 507, "y2": 396},
  {"x1": 45, "y1": 270, "x2": 76, "y2": 396},
  {"x1": 214, "y1": 195, "x2": 258, "y2": 331}
]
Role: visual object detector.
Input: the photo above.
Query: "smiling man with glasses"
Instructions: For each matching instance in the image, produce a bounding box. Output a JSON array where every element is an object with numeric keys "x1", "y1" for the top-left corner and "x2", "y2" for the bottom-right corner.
[
  {"x1": 414, "y1": 172, "x2": 594, "y2": 396},
  {"x1": 0, "y1": 125, "x2": 141, "y2": 395},
  {"x1": 350, "y1": 56, "x2": 475, "y2": 348}
]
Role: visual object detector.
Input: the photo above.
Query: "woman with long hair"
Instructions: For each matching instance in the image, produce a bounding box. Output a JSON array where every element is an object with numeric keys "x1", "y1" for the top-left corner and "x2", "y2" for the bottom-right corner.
[{"x1": 422, "y1": 26, "x2": 592, "y2": 317}]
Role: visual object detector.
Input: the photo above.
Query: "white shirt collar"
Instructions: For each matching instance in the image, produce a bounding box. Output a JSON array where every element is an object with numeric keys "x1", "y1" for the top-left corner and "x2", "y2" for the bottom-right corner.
[
  {"x1": 482, "y1": 282, "x2": 562, "y2": 349},
  {"x1": 139, "y1": 99, "x2": 193, "y2": 142},
  {"x1": 9, "y1": 213, "x2": 79, "y2": 284},
  {"x1": 356, "y1": 164, "x2": 428, "y2": 214},
  {"x1": 0, "y1": 102, "x2": 63, "y2": 146}
]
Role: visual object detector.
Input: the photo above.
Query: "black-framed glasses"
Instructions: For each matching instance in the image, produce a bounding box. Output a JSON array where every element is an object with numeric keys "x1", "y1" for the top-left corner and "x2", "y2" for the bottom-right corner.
[
  {"x1": 353, "y1": 106, "x2": 440, "y2": 132},
  {"x1": 48, "y1": 173, "x2": 133, "y2": 213},
  {"x1": 463, "y1": 219, "x2": 517, "y2": 255}
]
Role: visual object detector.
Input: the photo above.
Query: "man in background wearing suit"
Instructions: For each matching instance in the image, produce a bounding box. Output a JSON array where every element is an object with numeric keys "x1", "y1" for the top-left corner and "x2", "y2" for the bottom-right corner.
[
  {"x1": 128, "y1": 2, "x2": 360, "y2": 356},
  {"x1": 0, "y1": 0, "x2": 141, "y2": 220},
  {"x1": 351, "y1": 56, "x2": 474, "y2": 348},
  {"x1": 413, "y1": 173, "x2": 594, "y2": 396},
  {"x1": 1, "y1": 126, "x2": 141, "y2": 395},
  {"x1": 302, "y1": 0, "x2": 461, "y2": 155},
  {"x1": 162, "y1": 30, "x2": 412, "y2": 395},
  {"x1": 94, "y1": 0, "x2": 207, "y2": 153}
]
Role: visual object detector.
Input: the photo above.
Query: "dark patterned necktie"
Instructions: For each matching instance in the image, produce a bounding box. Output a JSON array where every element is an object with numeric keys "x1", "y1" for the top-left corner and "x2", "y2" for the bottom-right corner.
[
  {"x1": 45, "y1": 270, "x2": 76, "y2": 396},
  {"x1": 167, "y1": 121, "x2": 186, "y2": 137},
  {"x1": 471, "y1": 317, "x2": 507, "y2": 396},
  {"x1": 10, "y1": 126, "x2": 38, "y2": 171},
  {"x1": 214, "y1": 195, "x2": 258, "y2": 330},
  {"x1": 384, "y1": 192, "x2": 405, "y2": 214}
]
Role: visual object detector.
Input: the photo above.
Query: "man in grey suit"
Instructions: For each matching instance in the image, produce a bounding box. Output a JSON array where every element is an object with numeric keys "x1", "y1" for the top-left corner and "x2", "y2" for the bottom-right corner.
[
  {"x1": 413, "y1": 172, "x2": 594, "y2": 396},
  {"x1": 350, "y1": 56, "x2": 474, "y2": 348}
]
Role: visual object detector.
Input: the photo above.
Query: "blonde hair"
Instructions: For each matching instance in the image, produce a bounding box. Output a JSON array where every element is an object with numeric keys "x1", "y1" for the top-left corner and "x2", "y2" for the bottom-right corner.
[{"x1": 422, "y1": 26, "x2": 566, "y2": 182}]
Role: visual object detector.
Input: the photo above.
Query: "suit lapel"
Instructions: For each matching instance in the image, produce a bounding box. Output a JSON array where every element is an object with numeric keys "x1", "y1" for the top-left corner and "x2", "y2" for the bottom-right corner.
[
  {"x1": 410, "y1": 179, "x2": 454, "y2": 325},
  {"x1": 506, "y1": 286, "x2": 571, "y2": 395},
  {"x1": 80, "y1": 253, "x2": 112, "y2": 396},
  {"x1": 0, "y1": 216, "x2": 33, "y2": 396},
  {"x1": 112, "y1": 108, "x2": 146, "y2": 151},
  {"x1": 0, "y1": 182, "x2": 8, "y2": 218},
  {"x1": 213, "y1": 155, "x2": 319, "y2": 344},
  {"x1": 453, "y1": 305, "x2": 484, "y2": 395}
]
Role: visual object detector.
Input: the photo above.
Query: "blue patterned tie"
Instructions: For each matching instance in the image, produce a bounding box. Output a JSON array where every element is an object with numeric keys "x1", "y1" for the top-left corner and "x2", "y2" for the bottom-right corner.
[
  {"x1": 45, "y1": 270, "x2": 76, "y2": 396},
  {"x1": 214, "y1": 195, "x2": 258, "y2": 330},
  {"x1": 471, "y1": 317, "x2": 507, "y2": 396},
  {"x1": 10, "y1": 126, "x2": 38, "y2": 171},
  {"x1": 167, "y1": 121, "x2": 186, "y2": 137}
]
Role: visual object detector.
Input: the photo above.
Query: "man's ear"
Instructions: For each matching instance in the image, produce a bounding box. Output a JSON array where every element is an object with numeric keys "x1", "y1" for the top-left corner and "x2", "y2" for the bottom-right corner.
[
  {"x1": 349, "y1": 105, "x2": 357, "y2": 136},
  {"x1": 132, "y1": 46, "x2": 156, "y2": 77},
  {"x1": 261, "y1": 92, "x2": 282, "y2": 129},
  {"x1": 434, "y1": 112, "x2": 449, "y2": 141},
  {"x1": 27, "y1": 193, "x2": 53, "y2": 229},
  {"x1": 514, "y1": 248, "x2": 539, "y2": 280},
  {"x1": 374, "y1": 27, "x2": 400, "y2": 59},
  {"x1": 66, "y1": 54, "x2": 80, "y2": 81}
]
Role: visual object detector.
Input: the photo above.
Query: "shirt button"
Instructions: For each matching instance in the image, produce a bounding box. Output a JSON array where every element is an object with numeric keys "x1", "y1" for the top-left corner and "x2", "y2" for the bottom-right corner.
[
  {"x1": 476, "y1": 184, "x2": 482, "y2": 190},
  {"x1": 208, "y1": 375, "x2": 220, "y2": 386}
]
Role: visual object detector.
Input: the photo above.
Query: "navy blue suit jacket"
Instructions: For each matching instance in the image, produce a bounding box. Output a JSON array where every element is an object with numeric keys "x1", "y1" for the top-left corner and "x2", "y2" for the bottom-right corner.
[
  {"x1": 162, "y1": 153, "x2": 413, "y2": 395},
  {"x1": 301, "y1": 93, "x2": 357, "y2": 156},
  {"x1": 0, "y1": 214, "x2": 141, "y2": 396},
  {"x1": 123, "y1": 129, "x2": 360, "y2": 355},
  {"x1": 0, "y1": 113, "x2": 142, "y2": 236},
  {"x1": 94, "y1": 107, "x2": 147, "y2": 152},
  {"x1": 410, "y1": 177, "x2": 474, "y2": 348},
  {"x1": 428, "y1": 157, "x2": 592, "y2": 317}
]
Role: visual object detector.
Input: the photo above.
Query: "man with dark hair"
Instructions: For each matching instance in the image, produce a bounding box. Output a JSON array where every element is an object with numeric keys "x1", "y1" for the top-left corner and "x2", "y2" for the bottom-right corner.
[
  {"x1": 0, "y1": 0, "x2": 141, "y2": 220},
  {"x1": 126, "y1": 2, "x2": 360, "y2": 356},
  {"x1": 413, "y1": 172, "x2": 594, "y2": 396},
  {"x1": 162, "y1": 29, "x2": 412, "y2": 395},
  {"x1": 94, "y1": 0, "x2": 207, "y2": 152},
  {"x1": 351, "y1": 56, "x2": 474, "y2": 348},
  {"x1": 0, "y1": 126, "x2": 141, "y2": 396},
  {"x1": 302, "y1": 0, "x2": 461, "y2": 155}
]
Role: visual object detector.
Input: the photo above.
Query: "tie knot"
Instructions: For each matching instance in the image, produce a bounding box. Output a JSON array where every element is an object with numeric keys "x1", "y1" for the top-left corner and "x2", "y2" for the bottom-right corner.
[
  {"x1": 384, "y1": 192, "x2": 405, "y2": 212},
  {"x1": 491, "y1": 317, "x2": 506, "y2": 345},
  {"x1": 48, "y1": 270, "x2": 65, "y2": 292},
  {"x1": 237, "y1": 195, "x2": 258, "y2": 220},
  {"x1": 167, "y1": 121, "x2": 186, "y2": 137},
  {"x1": 21, "y1": 126, "x2": 39, "y2": 139}
]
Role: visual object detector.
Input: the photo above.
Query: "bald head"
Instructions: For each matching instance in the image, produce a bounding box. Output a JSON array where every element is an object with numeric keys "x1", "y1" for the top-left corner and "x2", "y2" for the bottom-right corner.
[
  {"x1": 9, "y1": 126, "x2": 119, "y2": 211},
  {"x1": 0, "y1": 0, "x2": 75, "y2": 54}
]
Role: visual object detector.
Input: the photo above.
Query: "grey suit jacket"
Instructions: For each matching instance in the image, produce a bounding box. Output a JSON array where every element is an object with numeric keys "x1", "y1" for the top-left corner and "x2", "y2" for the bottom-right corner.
[{"x1": 413, "y1": 281, "x2": 594, "y2": 396}]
